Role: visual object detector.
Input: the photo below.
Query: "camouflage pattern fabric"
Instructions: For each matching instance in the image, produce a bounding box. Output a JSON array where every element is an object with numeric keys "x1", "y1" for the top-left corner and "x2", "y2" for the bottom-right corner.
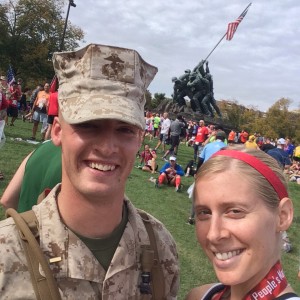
[
  {"x1": 0, "y1": 184, "x2": 179, "y2": 299},
  {"x1": 53, "y1": 44, "x2": 158, "y2": 130}
]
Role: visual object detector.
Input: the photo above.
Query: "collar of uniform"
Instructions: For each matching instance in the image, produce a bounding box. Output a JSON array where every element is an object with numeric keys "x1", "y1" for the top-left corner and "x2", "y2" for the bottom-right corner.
[{"x1": 32, "y1": 186, "x2": 151, "y2": 283}]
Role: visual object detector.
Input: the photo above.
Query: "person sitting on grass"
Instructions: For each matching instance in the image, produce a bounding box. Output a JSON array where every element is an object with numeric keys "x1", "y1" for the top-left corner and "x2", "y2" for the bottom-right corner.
[
  {"x1": 138, "y1": 143, "x2": 157, "y2": 173},
  {"x1": 185, "y1": 148, "x2": 299, "y2": 300},
  {"x1": 155, "y1": 156, "x2": 184, "y2": 192}
]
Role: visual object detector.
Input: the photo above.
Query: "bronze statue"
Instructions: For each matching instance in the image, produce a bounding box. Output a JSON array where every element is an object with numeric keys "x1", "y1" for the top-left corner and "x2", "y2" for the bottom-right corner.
[{"x1": 172, "y1": 61, "x2": 222, "y2": 118}]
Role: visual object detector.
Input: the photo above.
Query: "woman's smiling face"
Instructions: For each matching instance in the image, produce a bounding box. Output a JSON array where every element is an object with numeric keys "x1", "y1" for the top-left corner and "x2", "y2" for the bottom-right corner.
[{"x1": 194, "y1": 170, "x2": 281, "y2": 292}]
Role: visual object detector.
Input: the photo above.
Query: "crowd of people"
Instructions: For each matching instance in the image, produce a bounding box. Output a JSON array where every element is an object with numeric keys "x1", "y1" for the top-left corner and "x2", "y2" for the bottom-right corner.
[
  {"x1": 0, "y1": 75, "x2": 58, "y2": 142},
  {"x1": 0, "y1": 42, "x2": 299, "y2": 299},
  {"x1": 140, "y1": 111, "x2": 299, "y2": 177}
]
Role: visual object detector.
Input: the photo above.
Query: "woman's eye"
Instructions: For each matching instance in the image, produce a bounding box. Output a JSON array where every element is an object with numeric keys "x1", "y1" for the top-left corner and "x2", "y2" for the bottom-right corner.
[{"x1": 226, "y1": 209, "x2": 246, "y2": 218}]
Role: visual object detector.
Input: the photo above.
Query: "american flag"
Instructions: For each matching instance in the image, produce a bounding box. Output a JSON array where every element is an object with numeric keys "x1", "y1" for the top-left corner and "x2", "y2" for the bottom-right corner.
[
  {"x1": 226, "y1": 7, "x2": 249, "y2": 41},
  {"x1": 6, "y1": 65, "x2": 15, "y2": 86},
  {"x1": 50, "y1": 75, "x2": 58, "y2": 93}
]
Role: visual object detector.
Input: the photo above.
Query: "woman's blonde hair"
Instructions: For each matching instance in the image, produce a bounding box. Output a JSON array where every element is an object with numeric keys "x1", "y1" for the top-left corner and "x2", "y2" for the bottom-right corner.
[{"x1": 195, "y1": 148, "x2": 288, "y2": 210}]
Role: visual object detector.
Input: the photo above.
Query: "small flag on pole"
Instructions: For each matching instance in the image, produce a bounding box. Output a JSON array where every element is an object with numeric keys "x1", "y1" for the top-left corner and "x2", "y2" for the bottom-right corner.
[
  {"x1": 226, "y1": 6, "x2": 250, "y2": 41},
  {"x1": 6, "y1": 65, "x2": 16, "y2": 86},
  {"x1": 50, "y1": 75, "x2": 58, "y2": 93}
]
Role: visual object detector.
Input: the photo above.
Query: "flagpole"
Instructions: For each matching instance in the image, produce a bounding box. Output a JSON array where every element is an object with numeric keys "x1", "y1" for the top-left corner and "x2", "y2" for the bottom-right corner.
[{"x1": 204, "y1": 2, "x2": 252, "y2": 62}]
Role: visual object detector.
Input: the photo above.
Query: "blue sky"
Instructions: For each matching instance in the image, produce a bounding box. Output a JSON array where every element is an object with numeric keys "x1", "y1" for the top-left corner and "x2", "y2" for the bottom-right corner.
[{"x1": 68, "y1": 0, "x2": 300, "y2": 112}]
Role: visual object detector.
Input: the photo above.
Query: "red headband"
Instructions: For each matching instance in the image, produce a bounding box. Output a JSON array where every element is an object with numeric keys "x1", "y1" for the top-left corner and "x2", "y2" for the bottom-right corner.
[{"x1": 212, "y1": 150, "x2": 288, "y2": 200}]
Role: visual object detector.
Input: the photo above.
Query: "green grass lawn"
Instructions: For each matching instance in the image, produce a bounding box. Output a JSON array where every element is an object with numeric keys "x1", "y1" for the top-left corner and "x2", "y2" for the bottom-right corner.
[{"x1": 0, "y1": 118, "x2": 299, "y2": 299}]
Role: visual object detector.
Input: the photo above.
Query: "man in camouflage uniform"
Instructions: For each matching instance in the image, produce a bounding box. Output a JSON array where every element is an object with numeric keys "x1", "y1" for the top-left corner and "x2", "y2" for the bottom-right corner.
[{"x1": 0, "y1": 44, "x2": 179, "y2": 299}]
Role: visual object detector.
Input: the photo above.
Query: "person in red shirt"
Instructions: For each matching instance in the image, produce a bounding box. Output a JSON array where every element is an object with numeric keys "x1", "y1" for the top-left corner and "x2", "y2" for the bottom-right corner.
[
  {"x1": 6, "y1": 81, "x2": 21, "y2": 126},
  {"x1": 44, "y1": 78, "x2": 59, "y2": 140},
  {"x1": 239, "y1": 130, "x2": 249, "y2": 144},
  {"x1": 193, "y1": 120, "x2": 209, "y2": 161}
]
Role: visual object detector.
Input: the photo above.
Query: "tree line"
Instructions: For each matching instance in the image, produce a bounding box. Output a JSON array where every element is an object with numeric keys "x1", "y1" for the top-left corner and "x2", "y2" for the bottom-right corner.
[{"x1": 0, "y1": 0, "x2": 84, "y2": 86}]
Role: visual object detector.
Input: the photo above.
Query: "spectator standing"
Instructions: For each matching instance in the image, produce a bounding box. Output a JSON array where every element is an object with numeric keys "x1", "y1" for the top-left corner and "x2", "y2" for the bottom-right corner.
[
  {"x1": 153, "y1": 113, "x2": 160, "y2": 138},
  {"x1": 228, "y1": 129, "x2": 236, "y2": 144},
  {"x1": 193, "y1": 119, "x2": 208, "y2": 161},
  {"x1": 155, "y1": 112, "x2": 171, "y2": 153},
  {"x1": 285, "y1": 138, "x2": 295, "y2": 159},
  {"x1": 30, "y1": 82, "x2": 50, "y2": 141},
  {"x1": 239, "y1": 129, "x2": 249, "y2": 144},
  {"x1": 186, "y1": 120, "x2": 194, "y2": 141},
  {"x1": 17, "y1": 78, "x2": 23, "y2": 93},
  {"x1": 19, "y1": 87, "x2": 30, "y2": 121},
  {"x1": 6, "y1": 81, "x2": 21, "y2": 126},
  {"x1": 29, "y1": 84, "x2": 43, "y2": 110},
  {"x1": 192, "y1": 121, "x2": 198, "y2": 137},
  {"x1": 162, "y1": 114, "x2": 185, "y2": 159},
  {"x1": 44, "y1": 78, "x2": 59, "y2": 140}
]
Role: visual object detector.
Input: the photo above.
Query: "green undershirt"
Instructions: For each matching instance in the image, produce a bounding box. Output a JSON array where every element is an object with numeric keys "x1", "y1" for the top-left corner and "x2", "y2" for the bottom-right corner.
[{"x1": 74, "y1": 204, "x2": 128, "y2": 271}]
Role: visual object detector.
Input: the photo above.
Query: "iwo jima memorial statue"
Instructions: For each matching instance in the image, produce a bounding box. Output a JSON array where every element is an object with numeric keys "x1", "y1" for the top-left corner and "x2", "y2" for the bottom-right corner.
[
  {"x1": 171, "y1": 60, "x2": 222, "y2": 119},
  {"x1": 156, "y1": 3, "x2": 252, "y2": 123}
]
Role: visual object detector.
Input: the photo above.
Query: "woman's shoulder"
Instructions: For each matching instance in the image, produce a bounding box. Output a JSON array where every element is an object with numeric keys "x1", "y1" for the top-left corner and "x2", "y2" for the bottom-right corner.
[
  {"x1": 185, "y1": 283, "x2": 224, "y2": 300},
  {"x1": 276, "y1": 293, "x2": 300, "y2": 300}
]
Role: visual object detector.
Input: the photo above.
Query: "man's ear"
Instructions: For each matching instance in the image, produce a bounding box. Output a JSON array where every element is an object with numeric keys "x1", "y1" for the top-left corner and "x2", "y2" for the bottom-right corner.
[
  {"x1": 277, "y1": 197, "x2": 294, "y2": 232},
  {"x1": 51, "y1": 116, "x2": 62, "y2": 146}
]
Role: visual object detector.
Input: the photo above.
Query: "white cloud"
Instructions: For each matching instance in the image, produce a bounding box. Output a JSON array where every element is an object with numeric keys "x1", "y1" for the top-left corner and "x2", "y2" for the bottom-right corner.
[{"x1": 68, "y1": 0, "x2": 300, "y2": 112}]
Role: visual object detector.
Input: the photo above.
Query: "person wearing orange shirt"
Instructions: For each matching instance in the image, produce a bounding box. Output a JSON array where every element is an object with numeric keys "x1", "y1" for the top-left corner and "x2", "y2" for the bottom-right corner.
[
  {"x1": 239, "y1": 130, "x2": 249, "y2": 144},
  {"x1": 228, "y1": 129, "x2": 236, "y2": 144}
]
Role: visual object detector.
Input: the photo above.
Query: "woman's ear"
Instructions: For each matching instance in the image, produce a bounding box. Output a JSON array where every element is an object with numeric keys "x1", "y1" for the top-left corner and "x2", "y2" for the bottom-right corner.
[
  {"x1": 51, "y1": 116, "x2": 62, "y2": 146},
  {"x1": 277, "y1": 197, "x2": 294, "y2": 232}
]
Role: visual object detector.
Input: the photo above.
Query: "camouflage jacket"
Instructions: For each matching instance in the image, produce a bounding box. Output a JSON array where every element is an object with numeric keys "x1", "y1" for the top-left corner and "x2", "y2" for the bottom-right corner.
[{"x1": 0, "y1": 185, "x2": 179, "y2": 299}]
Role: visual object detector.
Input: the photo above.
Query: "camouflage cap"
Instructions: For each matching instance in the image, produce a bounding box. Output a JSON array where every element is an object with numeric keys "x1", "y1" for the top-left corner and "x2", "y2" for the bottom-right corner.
[{"x1": 52, "y1": 43, "x2": 158, "y2": 129}]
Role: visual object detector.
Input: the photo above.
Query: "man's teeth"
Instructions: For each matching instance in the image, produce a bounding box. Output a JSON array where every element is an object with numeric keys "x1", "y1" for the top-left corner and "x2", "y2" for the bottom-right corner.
[
  {"x1": 90, "y1": 162, "x2": 116, "y2": 171},
  {"x1": 215, "y1": 250, "x2": 241, "y2": 261}
]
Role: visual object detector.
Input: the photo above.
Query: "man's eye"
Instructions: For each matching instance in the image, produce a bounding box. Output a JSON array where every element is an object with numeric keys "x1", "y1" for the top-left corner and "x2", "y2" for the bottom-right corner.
[
  {"x1": 196, "y1": 209, "x2": 211, "y2": 220},
  {"x1": 118, "y1": 127, "x2": 136, "y2": 134}
]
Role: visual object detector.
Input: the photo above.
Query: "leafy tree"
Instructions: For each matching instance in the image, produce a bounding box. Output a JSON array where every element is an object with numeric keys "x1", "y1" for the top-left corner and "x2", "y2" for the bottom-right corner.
[
  {"x1": 0, "y1": 0, "x2": 84, "y2": 84},
  {"x1": 218, "y1": 100, "x2": 245, "y2": 130},
  {"x1": 144, "y1": 89, "x2": 152, "y2": 109},
  {"x1": 218, "y1": 97, "x2": 300, "y2": 142},
  {"x1": 151, "y1": 93, "x2": 166, "y2": 109},
  {"x1": 264, "y1": 98, "x2": 294, "y2": 138}
]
